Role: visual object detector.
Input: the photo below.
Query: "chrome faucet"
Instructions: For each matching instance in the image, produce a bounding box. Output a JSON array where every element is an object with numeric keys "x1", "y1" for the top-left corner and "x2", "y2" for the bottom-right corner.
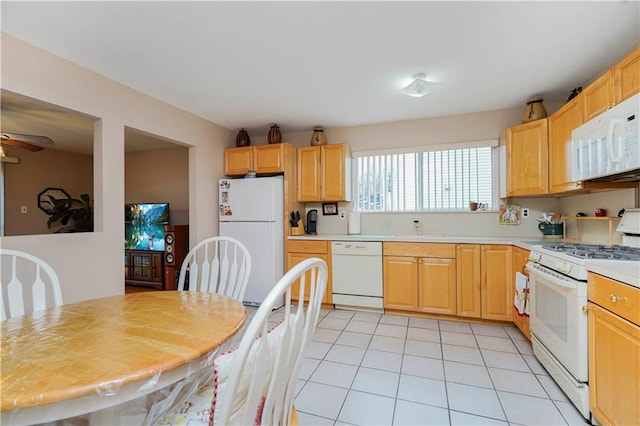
[{"x1": 413, "y1": 219, "x2": 423, "y2": 235}]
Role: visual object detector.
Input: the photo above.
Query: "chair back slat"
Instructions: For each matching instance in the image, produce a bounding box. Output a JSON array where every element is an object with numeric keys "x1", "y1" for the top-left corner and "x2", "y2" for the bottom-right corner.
[
  {"x1": 177, "y1": 237, "x2": 251, "y2": 303},
  {"x1": 7, "y1": 257, "x2": 25, "y2": 318},
  {"x1": 1, "y1": 250, "x2": 63, "y2": 319},
  {"x1": 200, "y1": 245, "x2": 211, "y2": 293}
]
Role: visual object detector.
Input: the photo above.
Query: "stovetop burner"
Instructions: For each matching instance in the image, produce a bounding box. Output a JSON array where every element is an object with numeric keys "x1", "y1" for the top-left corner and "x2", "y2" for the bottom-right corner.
[{"x1": 542, "y1": 243, "x2": 640, "y2": 261}]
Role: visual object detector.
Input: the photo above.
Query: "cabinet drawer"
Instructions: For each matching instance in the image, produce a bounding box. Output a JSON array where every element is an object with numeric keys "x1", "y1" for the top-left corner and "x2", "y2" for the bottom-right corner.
[
  {"x1": 384, "y1": 242, "x2": 456, "y2": 258},
  {"x1": 588, "y1": 273, "x2": 640, "y2": 326},
  {"x1": 288, "y1": 240, "x2": 328, "y2": 254}
]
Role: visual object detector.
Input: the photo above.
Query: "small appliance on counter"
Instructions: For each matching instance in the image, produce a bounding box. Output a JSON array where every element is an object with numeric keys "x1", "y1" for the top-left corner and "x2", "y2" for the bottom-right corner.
[
  {"x1": 617, "y1": 208, "x2": 640, "y2": 247},
  {"x1": 306, "y1": 209, "x2": 318, "y2": 235}
]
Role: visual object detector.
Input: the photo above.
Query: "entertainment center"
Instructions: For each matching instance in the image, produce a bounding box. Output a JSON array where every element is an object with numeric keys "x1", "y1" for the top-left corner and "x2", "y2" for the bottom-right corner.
[
  {"x1": 125, "y1": 224, "x2": 188, "y2": 290},
  {"x1": 123, "y1": 203, "x2": 189, "y2": 291}
]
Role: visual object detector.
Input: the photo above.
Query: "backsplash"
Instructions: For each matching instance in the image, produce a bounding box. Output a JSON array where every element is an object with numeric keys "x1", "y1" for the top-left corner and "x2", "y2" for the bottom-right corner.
[{"x1": 303, "y1": 187, "x2": 639, "y2": 245}]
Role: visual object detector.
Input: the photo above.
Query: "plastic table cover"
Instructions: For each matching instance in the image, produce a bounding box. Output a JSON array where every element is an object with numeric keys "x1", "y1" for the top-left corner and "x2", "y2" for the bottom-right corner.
[{"x1": 0, "y1": 291, "x2": 246, "y2": 425}]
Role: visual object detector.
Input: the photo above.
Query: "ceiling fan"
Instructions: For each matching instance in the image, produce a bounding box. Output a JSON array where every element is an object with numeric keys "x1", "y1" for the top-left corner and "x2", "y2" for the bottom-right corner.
[{"x1": 1, "y1": 132, "x2": 54, "y2": 163}]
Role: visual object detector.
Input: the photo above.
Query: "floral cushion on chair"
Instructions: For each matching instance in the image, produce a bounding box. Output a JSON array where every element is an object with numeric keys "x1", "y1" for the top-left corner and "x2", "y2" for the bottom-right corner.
[{"x1": 155, "y1": 320, "x2": 284, "y2": 426}]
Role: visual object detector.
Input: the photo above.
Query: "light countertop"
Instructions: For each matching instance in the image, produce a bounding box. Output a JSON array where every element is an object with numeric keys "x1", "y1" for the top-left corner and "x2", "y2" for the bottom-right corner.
[
  {"x1": 586, "y1": 259, "x2": 640, "y2": 288},
  {"x1": 289, "y1": 234, "x2": 547, "y2": 250}
]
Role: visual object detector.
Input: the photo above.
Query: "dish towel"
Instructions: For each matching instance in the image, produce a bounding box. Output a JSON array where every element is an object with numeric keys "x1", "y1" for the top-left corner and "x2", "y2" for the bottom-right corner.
[{"x1": 514, "y1": 272, "x2": 530, "y2": 316}]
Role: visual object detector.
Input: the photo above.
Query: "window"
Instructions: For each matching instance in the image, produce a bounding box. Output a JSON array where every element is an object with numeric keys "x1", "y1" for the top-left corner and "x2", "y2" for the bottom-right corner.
[{"x1": 354, "y1": 141, "x2": 497, "y2": 212}]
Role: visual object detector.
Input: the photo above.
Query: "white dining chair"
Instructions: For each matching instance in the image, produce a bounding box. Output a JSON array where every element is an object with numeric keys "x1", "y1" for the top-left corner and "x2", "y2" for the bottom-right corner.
[
  {"x1": 178, "y1": 236, "x2": 252, "y2": 302},
  {"x1": 153, "y1": 257, "x2": 328, "y2": 425},
  {"x1": 1, "y1": 249, "x2": 63, "y2": 320}
]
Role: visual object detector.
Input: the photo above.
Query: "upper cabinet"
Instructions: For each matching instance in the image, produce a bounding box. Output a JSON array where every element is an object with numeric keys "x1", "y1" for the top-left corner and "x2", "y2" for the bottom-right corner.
[
  {"x1": 614, "y1": 46, "x2": 640, "y2": 103},
  {"x1": 583, "y1": 47, "x2": 640, "y2": 122},
  {"x1": 504, "y1": 118, "x2": 548, "y2": 197},
  {"x1": 504, "y1": 45, "x2": 639, "y2": 197},
  {"x1": 548, "y1": 97, "x2": 583, "y2": 193},
  {"x1": 224, "y1": 144, "x2": 290, "y2": 176},
  {"x1": 297, "y1": 143, "x2": 351, "y2": 202},
  {"x1": 582, "y1": 70, "x2": 615, "y2": 122}
]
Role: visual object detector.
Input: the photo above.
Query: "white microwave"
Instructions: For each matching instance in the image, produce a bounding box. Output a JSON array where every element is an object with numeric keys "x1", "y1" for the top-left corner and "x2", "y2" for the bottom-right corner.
[{"x1": 572, "y1": 93, "x2": 640, "y2": 181}]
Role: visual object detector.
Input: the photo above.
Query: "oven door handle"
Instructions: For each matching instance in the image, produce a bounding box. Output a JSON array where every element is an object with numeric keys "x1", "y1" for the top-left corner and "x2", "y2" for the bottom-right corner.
[{"x1": 527, "y1": 262, "x2": 578, "y2": 290}]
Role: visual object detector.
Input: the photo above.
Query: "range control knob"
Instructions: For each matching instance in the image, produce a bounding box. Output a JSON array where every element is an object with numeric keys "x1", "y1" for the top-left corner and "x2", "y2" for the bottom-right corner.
[{"x1": 556, "y1": 261, "x2": 572, "y2": 275}]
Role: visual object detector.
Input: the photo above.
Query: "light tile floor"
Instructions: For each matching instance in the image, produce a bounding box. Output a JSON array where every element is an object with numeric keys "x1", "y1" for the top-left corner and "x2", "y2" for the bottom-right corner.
[{"x1": 282, "y1": 308, "x2": 588, "y2": 426}]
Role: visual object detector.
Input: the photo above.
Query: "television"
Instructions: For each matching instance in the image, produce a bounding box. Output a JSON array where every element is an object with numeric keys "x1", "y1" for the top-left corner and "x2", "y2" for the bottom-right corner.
[{"x1": 124, "y1": 203, "x2": 170, "y2": 251}]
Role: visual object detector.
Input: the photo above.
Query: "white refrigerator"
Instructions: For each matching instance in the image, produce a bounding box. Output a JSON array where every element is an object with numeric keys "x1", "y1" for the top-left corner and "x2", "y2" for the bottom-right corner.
[{"x1": 219, "y1": 176, "x2": 284, "y2": 307}]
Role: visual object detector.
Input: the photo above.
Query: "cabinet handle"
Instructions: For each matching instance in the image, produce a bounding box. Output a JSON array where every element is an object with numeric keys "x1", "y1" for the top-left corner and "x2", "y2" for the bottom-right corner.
[
  {"x1": 481, "y1": 247, "x2": 486, "y2": 251},
  {"x1": 304, "y1": 244, "x2": 309, "y2": 249},
  {"x1": 609, "y1": 294, "x2": 625, "y2": 303}
]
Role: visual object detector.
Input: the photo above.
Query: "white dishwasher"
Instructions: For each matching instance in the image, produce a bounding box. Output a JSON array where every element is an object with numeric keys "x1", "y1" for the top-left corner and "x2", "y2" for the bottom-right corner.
[{"x1": 331, "y1": 241, "x2": 383, "y2": 311}]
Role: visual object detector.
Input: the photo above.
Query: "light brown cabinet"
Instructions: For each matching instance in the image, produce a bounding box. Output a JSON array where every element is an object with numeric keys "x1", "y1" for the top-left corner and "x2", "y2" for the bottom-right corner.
[
  {"x1": 582, "y1": 70, "x2": 615, "y2": 122},
  {"x1": 224, "y1": 144, "x2": 289, "y2": 176},
  {"x1": 504, "y1": 119, "x2": 548, "y2": 196},
  {"x1": 614, "y1": 46, "x2": 640, "y2": 103},
  {"x1": 511, "y1": 247, "x2": 530, "y2": 339},
  {"x1": 548, "y1": 97, "x2": 583, "y2": 194},
  {"x1": 297, "y1": 144, "x2": 351, "y2": 202},
  {"x1": 286, "y1": 240, "x2": 333, "y2": 305},
  {"x1": 383, "y1": 243, "x2": 456, "y2": 315},
  {"x1": 456, "y1": 244, "x2": 513, "y2": 321},
  {"x1": 583, "y1": 47, "x2": 640, "y2": 122},
  {"x1": 588, "y1": 272, "x2": 640, "y2": 426}
]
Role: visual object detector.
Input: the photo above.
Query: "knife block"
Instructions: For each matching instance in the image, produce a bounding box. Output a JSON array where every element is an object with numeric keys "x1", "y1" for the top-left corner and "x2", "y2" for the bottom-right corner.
[{"x1": 291, "y1": 220, "x2": 304, "y2": 235}]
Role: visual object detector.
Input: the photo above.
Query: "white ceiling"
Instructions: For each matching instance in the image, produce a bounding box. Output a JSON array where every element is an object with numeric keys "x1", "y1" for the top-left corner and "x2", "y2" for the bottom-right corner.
[{"x1": 1, "y1": 1, "x2": 639, "y2": 150}]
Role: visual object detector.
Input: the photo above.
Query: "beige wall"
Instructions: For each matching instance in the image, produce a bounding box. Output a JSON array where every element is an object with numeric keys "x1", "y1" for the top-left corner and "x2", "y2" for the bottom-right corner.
[
  {"x1": 1, "y1": 33, "x2": 229, "y2": 303},
  {"x1": 4, "y1": 148, "x2": 93, "y2": 236},
  {"x1": 124, "y1": 147, "x2": 189, "y2": 225}
]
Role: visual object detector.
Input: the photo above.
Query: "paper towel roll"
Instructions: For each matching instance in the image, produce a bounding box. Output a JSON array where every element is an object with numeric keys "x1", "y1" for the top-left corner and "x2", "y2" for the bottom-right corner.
[{"x1": 348, "y1": 211, "x2": 361, "y2": 234}]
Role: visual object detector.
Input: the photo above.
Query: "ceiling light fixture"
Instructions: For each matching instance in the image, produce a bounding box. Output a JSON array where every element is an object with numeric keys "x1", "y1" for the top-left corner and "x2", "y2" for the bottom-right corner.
[{"x1": 401, "y1": 73, "x2": 434, "y2": 98}]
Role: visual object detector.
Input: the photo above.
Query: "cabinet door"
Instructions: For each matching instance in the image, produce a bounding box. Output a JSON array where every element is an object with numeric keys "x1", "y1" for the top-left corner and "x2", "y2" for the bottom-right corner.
[
  {"x1": 321, "y1": 144, "x2": 350, "y2": 202},
  {"x1": 224, "y1": 147, "x2": 253, "y2": 176},
  {"x1": 383, "y1": 256, "x2": 418, "y2": 311},
  {"x1": 297, "y1": 147, "x2": 321, "y2": 201},
  {"x1": 456, "y1": 244, "x2": 481, "y2": 318},
  {"x1": 254, "y1": 144, "x2": 284, "y2": 174},
  {"x1": 418, "y1": 257, "x2": 456, "y2": 315},
  {"x1": 506, "y1": 119, "x2": 548, "y2": 196},
  {"x1": 588, "y1": 303, "x2": 640, "y2": 426},
  {"x1": 286, "y1": 252, "x2": 332, "y2": 304},
  {"x1": 582, "y1": 70, "x2": 615, "y2": 122},
  {"x1": 548, "y1": 97, "x2": 583, "y2": 194},
  {"x1": 614, "y1": 47, "x2": 640, "y2": 103},
  {"x1": 481, "y1": 245, "x2": 513, "y2": 321},
  {"x1": 151, "y1": 253, "x2": 164, "y2": 283},
  {"x1": 512, "y1": 247, "x2": 531, "y2": 339}
]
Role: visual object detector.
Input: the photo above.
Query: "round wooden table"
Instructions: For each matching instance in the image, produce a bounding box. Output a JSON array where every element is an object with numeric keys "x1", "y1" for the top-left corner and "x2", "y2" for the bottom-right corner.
[{"x1": 1, "y1": 291, "x2": 247, "y2": 425}]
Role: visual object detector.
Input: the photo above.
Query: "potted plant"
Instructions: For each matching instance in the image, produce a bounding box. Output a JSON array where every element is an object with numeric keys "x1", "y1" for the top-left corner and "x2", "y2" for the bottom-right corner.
[
  {"x1": 47, "y1": 193, "x2": 94, "y2": 233},
  {"x1": 469, "y1": 200, "x2": 478, "y2": 211}
]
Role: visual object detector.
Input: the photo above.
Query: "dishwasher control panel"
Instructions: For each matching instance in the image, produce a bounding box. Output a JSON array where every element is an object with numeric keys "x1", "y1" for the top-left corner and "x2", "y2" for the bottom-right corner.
[{"x1": 331, "y1": 241, "x2": 382, "y2": 255}]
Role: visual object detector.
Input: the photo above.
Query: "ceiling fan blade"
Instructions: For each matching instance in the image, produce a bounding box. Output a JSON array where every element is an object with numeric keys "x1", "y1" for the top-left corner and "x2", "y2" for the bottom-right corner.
[
  {"x1": 1, "y1": 138, "x2": 45, "y2": 152},
  {"x1": 1, "y1": 133, "x2": 54, "y2": 145}
]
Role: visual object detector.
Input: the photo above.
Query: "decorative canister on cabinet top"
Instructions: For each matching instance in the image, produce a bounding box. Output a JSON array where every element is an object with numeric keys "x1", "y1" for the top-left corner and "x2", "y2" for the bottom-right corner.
[
  {"x1": 522, "y1": 97, "x2": 547, "y2": 123},
  {"x1": 268, "y1": 124, "x2": 282, "y2": 144},
  {"x1": 310, "y1": 127, "x2": 327, "y2": 146},
  {"x1": 236, "y1": 129, "x2": 250, "y2": 147}
]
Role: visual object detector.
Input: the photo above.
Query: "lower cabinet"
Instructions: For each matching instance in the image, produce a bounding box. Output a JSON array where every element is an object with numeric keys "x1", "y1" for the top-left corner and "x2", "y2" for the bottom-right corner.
[
  {"x1": 456, "y1": 244, "x2": 513, "y2": 321},
  {"x1": 286, "y1": 240, "x2": 333, "y2": 305},
  {"x1": 588, "y1": 273, "x2": 640, "y2": 425},
  {"x1": 512, "y1": 247, "x2": 531, "y2": 339},
  {"x1": 125, "y1": 250, "x2": 164, "y2": 288},
  {"x1": 383, "y1": 243, "x2": 457, "y2": 315}
]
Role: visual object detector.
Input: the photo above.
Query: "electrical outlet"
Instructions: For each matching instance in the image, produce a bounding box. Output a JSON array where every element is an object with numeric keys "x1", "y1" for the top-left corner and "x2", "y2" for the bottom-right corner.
[
  {"x1": 20, "y1": 206, "x2": 28, "y2": 214},
  {"x1": 522, "y1": 208, "x2": 529, "y2": 218},
  {"x1": 339, "y1": 208, "x2": 345, "y2": 219}
]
